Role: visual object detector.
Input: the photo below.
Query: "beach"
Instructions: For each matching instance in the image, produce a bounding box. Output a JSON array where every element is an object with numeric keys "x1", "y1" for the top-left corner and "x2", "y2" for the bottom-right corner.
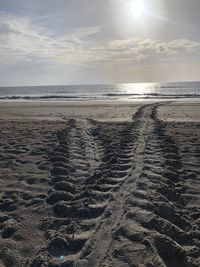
[{"x1": 0, "y1": 100, "x2": 200, "y2": 266}]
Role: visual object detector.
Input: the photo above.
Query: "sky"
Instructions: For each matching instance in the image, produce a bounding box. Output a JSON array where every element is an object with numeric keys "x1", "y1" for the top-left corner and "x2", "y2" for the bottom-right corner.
[{"x1": 0, "y1": 0, "x2": 200, "y2": 86}]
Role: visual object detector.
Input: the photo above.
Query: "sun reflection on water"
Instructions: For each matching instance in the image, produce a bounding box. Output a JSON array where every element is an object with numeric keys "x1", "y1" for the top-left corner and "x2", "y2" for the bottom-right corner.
[{"x1": 117, "y1": 83, "x2": 160, "y2": 98}]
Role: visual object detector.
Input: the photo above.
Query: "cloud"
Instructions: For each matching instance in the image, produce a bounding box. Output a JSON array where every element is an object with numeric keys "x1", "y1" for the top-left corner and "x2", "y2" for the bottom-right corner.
[
  {"x1": 0, "y1": 12, "x2": 200, "y2": 70},
  {"x1": 108, "y1": 38, "x2": 200, "y2": 59},
  {"x1": 0, "y1": 12, "x2": 101, "y2": 64}
]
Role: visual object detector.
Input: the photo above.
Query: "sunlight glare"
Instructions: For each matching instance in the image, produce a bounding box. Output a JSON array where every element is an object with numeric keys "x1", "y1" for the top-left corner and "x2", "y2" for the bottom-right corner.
[{"x1": 132, "y1": 0, "x2": 145, "y2": 17}]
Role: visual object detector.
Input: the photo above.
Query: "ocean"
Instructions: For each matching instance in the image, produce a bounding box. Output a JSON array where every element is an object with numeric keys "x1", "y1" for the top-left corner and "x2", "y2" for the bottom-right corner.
[{"x1": 0, "y1": 81, "x2": 200, "y2": 101}]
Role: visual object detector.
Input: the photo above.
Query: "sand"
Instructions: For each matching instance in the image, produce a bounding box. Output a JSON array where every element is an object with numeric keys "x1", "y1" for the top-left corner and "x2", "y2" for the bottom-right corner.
[{"x1": 0, "y1": 100, "x2": 200, "y2": 267}]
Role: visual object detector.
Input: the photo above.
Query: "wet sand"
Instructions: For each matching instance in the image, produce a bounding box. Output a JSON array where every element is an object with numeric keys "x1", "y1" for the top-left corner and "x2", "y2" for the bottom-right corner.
[{"x1": 0, "y1": 101, "x2": 200, "y2": 266}]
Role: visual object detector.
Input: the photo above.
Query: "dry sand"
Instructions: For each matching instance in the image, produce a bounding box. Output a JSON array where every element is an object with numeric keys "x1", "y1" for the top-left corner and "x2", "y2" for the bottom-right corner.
[{"x1": 0, "y1": 100, "x2": 200, "y2": 267}]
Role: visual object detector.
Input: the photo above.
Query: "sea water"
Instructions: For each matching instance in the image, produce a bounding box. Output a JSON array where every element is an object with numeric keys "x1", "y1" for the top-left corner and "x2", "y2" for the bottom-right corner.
[{"x1": 0, "y1": 82, "x2": 200, "y2": 101}]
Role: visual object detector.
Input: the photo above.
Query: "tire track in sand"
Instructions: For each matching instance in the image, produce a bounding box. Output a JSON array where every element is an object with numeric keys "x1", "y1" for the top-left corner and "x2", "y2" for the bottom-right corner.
[
  {"x1": 82, "y1": 105, "x2": 157, "y2": 267},
  {"x1": 34, "y1": 119, "x2": 104, "y2": 265}
]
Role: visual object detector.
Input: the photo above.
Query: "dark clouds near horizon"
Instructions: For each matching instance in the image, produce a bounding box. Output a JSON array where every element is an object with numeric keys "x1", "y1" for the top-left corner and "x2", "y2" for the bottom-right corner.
[{"x1": 0, "y1": 0, "x2": 200, "y2": 85}]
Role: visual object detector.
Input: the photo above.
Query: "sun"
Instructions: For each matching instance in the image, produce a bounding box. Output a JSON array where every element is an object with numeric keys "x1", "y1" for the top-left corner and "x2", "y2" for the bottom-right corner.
[{"x1": 132, "y1": 0, "x2": 145, "y2": 17}]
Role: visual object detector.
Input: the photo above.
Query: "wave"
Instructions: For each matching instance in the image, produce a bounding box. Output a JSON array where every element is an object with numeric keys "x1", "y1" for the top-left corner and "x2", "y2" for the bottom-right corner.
[
  {"x1": 0, "y1": 95, "x2": 85, "y2": 100},
  {"x1": 0, "y1": 93, "x2": 200, "y2": 101},
  {"x1": 105, "y1": 93, "x2": 200, "y2": 97}
]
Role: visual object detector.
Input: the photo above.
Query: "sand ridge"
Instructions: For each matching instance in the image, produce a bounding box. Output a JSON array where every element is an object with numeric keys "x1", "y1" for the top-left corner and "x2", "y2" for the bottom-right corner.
[{"x1": 0, "y1": 103, "x2": 200, "y2": 266}]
